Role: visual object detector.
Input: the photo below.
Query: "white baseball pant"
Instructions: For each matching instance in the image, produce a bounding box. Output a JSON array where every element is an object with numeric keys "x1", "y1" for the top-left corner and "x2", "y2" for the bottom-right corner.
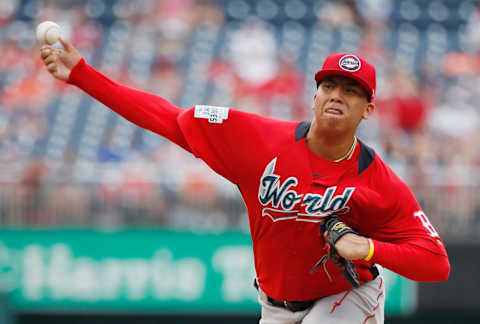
[{"x1": 256, "y1": 267, "x2": 385, "y2": 324}]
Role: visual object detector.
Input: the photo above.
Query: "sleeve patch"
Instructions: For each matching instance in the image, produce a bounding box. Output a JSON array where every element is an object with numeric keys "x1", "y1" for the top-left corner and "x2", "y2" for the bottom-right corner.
[{"x1": 194, "y1": 105, "x2": 229, "y2": 124}]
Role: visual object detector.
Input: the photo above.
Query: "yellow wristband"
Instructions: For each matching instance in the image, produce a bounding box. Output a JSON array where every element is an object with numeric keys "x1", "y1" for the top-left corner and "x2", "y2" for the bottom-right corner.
[{"x1": 364, "y1": 238, "x2": 374, "y2": 261}]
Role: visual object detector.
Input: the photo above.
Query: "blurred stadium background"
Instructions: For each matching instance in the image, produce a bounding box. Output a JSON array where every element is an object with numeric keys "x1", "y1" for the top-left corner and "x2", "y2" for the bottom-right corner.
[{"x1": 0, "y1": 0, "x2": 479, "y2": 323}]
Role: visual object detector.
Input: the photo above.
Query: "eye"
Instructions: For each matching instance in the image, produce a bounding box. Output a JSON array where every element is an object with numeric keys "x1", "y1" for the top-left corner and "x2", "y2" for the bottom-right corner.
[
  {"x1": 323, "y1": 82, "x2": 333, "y2": 89},
  {"x1": 345, "y1": 87, "x2": 358, "y2": 94}
]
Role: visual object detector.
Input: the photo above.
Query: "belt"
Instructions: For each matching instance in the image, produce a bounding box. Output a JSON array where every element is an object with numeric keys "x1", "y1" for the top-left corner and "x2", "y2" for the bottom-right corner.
[
  {"x1": 369, "y1": 264, "x2": 379, "y2": 279},
  {"x1": 266, "y1": 297, "x2": 316, "y2": 312},
  {"x1": 253, "y1": 279, "x2": 315, "y2": 312}
]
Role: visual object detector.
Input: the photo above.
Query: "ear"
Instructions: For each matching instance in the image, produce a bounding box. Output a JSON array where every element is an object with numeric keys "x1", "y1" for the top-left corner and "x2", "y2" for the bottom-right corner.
[
  {"x1": 362, "y1": 102, "x2": 375, "y2": 120},
  {"x1": 312, "y1": 93, "x2": 317, "y2": 111}
]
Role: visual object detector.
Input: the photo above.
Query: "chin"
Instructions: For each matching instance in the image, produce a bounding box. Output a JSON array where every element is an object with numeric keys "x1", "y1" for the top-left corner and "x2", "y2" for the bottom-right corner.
[
  {"x1": 325, "y1": 113, "x2": 344, "y2": 120},
  {"x1": 320, "y1": 117, "x2": 345, "y2": 132}
]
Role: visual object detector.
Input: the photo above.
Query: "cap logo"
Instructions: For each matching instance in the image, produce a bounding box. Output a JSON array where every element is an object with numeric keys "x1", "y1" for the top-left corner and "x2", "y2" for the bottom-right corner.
[{"x1": 338, "y1": 54, "x2": 361, "y2": 72}]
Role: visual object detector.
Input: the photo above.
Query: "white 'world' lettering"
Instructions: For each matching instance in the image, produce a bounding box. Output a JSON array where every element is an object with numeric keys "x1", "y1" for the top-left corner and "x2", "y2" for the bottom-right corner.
[{"x1": 258, "y1": 158, "x2": 356, "y2": 222}]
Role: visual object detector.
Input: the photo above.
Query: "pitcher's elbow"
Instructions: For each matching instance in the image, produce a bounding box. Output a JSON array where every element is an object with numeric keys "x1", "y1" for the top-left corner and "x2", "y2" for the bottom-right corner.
[{"x1": 435, "y1": 255, "x2": 450, "y2": 282}]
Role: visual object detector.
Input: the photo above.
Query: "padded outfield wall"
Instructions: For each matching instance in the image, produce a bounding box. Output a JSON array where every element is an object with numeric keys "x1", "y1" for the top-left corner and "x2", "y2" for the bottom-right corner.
[{"x1": 0, "y1": 229, "x2": 416, "y2": 320}]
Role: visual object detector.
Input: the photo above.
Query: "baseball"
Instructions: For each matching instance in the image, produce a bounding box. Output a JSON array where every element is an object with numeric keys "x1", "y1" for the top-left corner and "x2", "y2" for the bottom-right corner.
[{"x1": 36, "y1": 21, "x2": 61, "y2": 45}]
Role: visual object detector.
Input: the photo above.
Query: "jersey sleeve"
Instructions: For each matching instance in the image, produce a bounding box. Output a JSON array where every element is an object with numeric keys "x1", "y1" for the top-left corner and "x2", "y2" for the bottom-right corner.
[
  {"x1": 368, "y1": 165, "x2": 450, "y2": 282},
  {"x1": 176, "y1": 106, "x2": 287, "y2": 184},
  {"x1": 68, "y1": 59, "x2": 290, "y2": 185},
  {"x1": 67, "y1": 58, "x2": 190, "y2": 152}
]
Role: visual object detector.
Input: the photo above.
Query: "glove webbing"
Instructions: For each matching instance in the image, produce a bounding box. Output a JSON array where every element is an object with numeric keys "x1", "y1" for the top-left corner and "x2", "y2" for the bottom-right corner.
[{"x1": 310, "y1": 217, "x2": 361, "y2": 288}]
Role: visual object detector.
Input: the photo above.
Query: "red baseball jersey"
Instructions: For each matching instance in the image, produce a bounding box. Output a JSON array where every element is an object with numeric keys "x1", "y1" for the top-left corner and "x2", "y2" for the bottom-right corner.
[
  {"x1": 69, "y1": 59, "x2": 450, "y2": 302},
  {"x1": 176, "y1": 106, "x2": 448, "y2": 301}
]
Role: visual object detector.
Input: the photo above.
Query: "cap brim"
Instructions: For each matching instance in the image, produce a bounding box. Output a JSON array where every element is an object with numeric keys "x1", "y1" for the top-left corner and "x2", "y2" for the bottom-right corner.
[{"x1": 314, "y1": 70, "x2": 372, "y2": 101}]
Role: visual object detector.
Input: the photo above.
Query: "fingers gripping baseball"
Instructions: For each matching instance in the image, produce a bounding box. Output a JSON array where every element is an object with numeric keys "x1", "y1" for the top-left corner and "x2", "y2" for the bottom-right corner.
[{"x1": 40, "y1": 37, "x2": 82, "y2": 82}]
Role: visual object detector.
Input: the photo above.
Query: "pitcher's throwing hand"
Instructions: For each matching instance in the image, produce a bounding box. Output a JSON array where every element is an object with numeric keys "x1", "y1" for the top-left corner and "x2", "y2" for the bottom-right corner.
[{"x1": 40, "y1": 37, "x2": 81, "y2": 82}]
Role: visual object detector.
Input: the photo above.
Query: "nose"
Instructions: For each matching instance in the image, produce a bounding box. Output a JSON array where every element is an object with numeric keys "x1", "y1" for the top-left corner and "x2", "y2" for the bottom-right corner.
[{"x1": 328, "y1": 86, "x2": 343, "y2": 103}]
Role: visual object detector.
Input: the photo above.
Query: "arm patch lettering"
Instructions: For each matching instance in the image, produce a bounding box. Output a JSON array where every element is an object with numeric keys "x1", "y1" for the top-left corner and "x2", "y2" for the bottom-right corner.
[{"x1": 194, "y1": 105, "x2": 229, "y2": 124}]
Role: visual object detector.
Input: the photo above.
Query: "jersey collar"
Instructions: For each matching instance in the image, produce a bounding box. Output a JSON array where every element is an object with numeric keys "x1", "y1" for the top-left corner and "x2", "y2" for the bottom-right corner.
[{"x1": 294, "y1": 121, "x2": 375, "y2": 175}]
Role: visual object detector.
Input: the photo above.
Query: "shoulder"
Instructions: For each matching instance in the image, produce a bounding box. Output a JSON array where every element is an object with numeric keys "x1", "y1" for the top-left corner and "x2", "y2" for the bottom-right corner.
[
  {"x1": 186, "y1": 105, "x2": 295, "y2": 125},
  {"x1": 182, "y1": 105, "x2": 300, "y2": 138},
  {"x1": 361, "y1": 142, "x2": 412, "y2": 194},
  {"x1": 230, "y1": 108, "x2": 299, "y2": 132}
]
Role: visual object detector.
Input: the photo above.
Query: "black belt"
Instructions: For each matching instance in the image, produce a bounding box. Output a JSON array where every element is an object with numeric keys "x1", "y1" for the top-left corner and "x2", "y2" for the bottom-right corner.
[
  {"x1": 266, "y1": 297, "x2": 316, "y2": 312},
  {"x1": 253, "y1": 279, "x2": 315, "y2": 312},
  {"x1": 369, "y1": 264, "x2": 379, "y2": 279},
  {"x1": 253, "y1": 265, "x2": 379, "y2": 313}
]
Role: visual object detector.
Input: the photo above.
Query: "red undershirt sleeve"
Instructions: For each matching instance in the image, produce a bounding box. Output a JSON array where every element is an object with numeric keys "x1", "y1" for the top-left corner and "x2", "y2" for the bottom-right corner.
[{"x1": 67, "y1": 58, "x2": 191, "y2": 152}]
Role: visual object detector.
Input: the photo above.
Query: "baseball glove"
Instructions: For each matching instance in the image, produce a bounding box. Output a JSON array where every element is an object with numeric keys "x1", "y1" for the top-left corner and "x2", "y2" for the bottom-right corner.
[{"x1": 310, "y1": 216, "x2": 360, "y2": 288}]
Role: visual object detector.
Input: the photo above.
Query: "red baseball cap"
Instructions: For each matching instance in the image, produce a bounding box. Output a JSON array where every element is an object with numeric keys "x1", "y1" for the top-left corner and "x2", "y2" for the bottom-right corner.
[{"x1": 314, "y1": 53, "x2": 376, "y2": 102}]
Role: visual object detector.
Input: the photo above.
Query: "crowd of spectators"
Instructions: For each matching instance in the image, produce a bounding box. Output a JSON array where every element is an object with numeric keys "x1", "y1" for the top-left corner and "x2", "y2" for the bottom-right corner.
[{"x1": 0, "y1": 0, "x2": 480, "y2": 240}]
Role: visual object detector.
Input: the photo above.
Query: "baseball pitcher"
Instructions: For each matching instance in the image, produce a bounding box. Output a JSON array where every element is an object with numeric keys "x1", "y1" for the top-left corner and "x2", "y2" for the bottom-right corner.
[{"x1": 39, "y1": 38, "x2": 450, "y2": 324}]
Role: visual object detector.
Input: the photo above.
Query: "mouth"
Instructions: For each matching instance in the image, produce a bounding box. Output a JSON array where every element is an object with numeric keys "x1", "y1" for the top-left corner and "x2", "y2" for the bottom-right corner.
[{"x1": 324, "y1": 107, "x2": 343, "y2": 115}]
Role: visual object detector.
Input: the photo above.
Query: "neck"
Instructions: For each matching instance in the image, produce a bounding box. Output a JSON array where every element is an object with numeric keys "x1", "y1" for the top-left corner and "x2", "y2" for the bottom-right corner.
[
  {"x1": 332, "y1": 136, "x2": 357, "y2": 162},
  {"x1": 305, "y1": 123, "x2": 357, "y2": 161}
]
